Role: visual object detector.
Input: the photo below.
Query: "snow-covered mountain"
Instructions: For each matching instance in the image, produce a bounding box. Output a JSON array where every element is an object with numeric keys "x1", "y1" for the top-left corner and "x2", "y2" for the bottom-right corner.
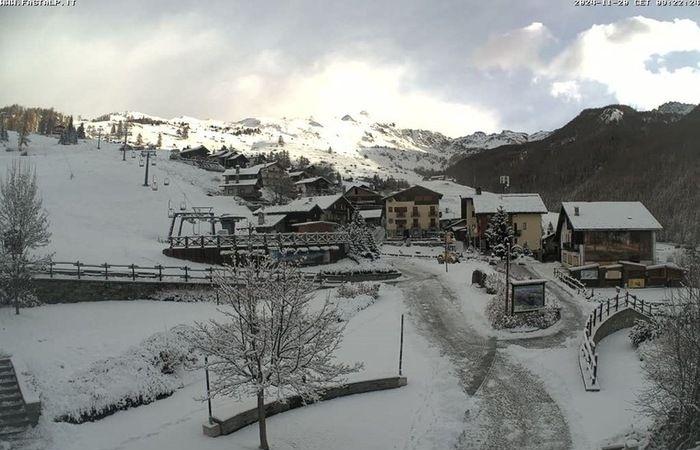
[{"x1": 78, "y1": 111, "x2": 546, "y2": 182}]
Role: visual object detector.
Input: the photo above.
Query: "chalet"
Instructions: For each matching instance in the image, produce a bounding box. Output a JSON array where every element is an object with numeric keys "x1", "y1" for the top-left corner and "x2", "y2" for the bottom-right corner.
[
  {"x1": 290, "y1": 221, "x2": 338, "y2": 233},
  {"x1": 253, "y1": 199, "x2": 324, "y2": 232},
  {"x1": 556, "y1": 201, "x2": 663, "y2": 267},
  {"x1": 179, "y1": 145, "x2": 209, "y2": 160},
  {"x1": 288, "y1": 169, "x2": 310, "y2": 183},
  {"x1": 219, "y1": 177, "x2": 261, "y2": 199},
  {"x1": 462, "y1": 190, "x2": 547, "y2": 255},
  {"x1": 211, "y1": 149, "x2": 250, "y2": 168},
  {"x1": 225, "y1": 153, "x2": 249, "y2": 168},
  {"x1": 344, "y1": 184, "x2": 383, "y2": 210},
  {"x1": 384, "y1": 185, "x2": 442, "y2": 238},
  {"x1": 222, "y1": 161, "x2": 289, "y2": 192},
  {"x1": 312, "y1": 194, "x2": 354, "y2": 225},
  {"x1": 295, "y1": 177, "x2": 333, "y2": 197},
  {"x1": 359, "y1": 208, "x2": 382, "y2": 227},
  {"x1": 253, "y1": 212, "x2": 288, "y2": 233}
]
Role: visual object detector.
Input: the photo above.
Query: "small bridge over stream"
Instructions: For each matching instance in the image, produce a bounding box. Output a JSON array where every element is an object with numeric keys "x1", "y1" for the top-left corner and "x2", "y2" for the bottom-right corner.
[{"x1": 579, "y1": 290, "x2": 657, "y2": 391}]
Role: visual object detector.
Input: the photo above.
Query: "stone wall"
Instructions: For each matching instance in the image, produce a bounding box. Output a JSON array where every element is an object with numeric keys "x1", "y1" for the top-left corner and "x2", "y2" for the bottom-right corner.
[
  {"x1": 203, "y1": 376, "x2": 408, "y2": 437},
  {"x1": 33, "y1": 278, "x2": 214, "y2": 304},
  {"x1": 593, "y1": 308, "x2": 651, "y2": 344}
]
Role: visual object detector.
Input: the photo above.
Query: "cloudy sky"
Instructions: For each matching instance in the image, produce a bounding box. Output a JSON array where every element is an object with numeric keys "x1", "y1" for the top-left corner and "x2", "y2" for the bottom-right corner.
[{"x1": 1, "y1": 0, "x2": 700, "y2": 136}]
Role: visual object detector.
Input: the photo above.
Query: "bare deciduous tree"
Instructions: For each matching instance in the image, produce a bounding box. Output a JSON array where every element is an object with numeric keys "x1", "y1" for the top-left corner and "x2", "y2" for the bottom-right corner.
[
  {"x1": 0, "y1": 160, "x2": 51, "y2": 314},
  {"x1": 191, "y1": 257, "x2": 361, "y2": 450},
  {"x1": 639, "y1": 249, "x2": 700, "y2": 450}
]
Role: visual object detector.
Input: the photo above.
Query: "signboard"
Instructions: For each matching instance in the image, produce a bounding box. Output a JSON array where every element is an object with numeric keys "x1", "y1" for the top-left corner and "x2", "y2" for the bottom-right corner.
[
  {"x1": 580, "y1": 268, "x2": 598, "y2": 280},
  {"x1": 510, "y1": 280, "x2": 546, "y2": 314},
  {"x1": 605, "y1": 270, "x2": 622, "y2": 280}
]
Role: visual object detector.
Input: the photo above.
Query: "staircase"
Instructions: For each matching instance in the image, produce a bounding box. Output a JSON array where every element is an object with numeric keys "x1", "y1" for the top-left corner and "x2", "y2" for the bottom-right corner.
[{"x1": 0, "y1": 358, "x2": 31, "y2": 440}]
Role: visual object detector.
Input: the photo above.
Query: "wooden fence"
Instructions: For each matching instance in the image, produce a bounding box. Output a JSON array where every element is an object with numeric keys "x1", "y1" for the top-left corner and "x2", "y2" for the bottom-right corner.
[
  {"x1": 168, "y1": 231, "x2": 351, "y2": 250},
  {"x1": 579, "y1": 290, "x2": 657, "y2": 391},
  {"x1": 554, "y1": 267, "x2": 593, "y2": 299}
]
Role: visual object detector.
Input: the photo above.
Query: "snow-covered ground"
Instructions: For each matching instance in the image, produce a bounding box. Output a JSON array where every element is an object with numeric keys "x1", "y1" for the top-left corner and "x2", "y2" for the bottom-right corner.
[
  {"x1": 1, "y1": 285, "x2": 468, "y2": 450},
  {"x1": 0, "y1": 133, "x2": 251, "y2": 266}
]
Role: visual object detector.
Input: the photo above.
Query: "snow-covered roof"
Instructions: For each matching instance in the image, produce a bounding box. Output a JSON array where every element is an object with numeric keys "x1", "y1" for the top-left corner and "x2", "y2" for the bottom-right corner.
[
  {"x1": 255, "y1": 198, "x2": 321, "y2": 215},
  {"x1": 569, "y1": 263, "x2": 600, "y2": 271},
  {"x1": 288, "y1": 170, "x2": 307, "y2": 177},
  {"x1": 359, "y1": 209, "x2": 382, "y2": 219},
  {"x1": 254, "y1": 194, "x2": 345, "y2": 215},
  {"x1": 290, "y1": 221, "x2": 338, "y2": 227},
  {"x1": 311, "y1": 194, "x2": 346, "y2": 210},
  {"x1": 253, "y1": 214, "x2": 287, "y2": 228},
  {"x1": 561, "y1": 202, "x2": 662, "y2": 231},
  {"x1": 472, "y1": 193, "x2": 547, "y2": 215},
  {"x1": 223, "y1": 162, "x2": 276, "y2": 177},
  {"x1": 294, "y1": 176, "x2": 331, "y2": 185},
  {"x1": 219, "y1": 179, "x2": 259, "y2": 187}
]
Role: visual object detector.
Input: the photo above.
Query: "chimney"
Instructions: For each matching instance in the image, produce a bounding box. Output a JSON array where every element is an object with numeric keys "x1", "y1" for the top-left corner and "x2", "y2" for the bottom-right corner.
[
  {"x1": 235, "y1": 165, "x2": 240, "y2": 183},
  {"x1": 476, "y1": 187, "x2": 482, "y2": 195},
  {"x1": 574, "y1": 206, "x2": 580, "y2": 216}
]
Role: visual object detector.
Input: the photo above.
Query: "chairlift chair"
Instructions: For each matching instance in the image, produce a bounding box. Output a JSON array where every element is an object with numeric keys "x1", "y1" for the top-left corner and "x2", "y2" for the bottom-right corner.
[{"x1": 139, "y1": 158, "x2": 144, "y2": 168}]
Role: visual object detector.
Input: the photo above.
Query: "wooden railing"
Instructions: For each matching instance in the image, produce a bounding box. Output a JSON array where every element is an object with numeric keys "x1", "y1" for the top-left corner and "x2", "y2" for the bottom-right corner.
[
  {"x1": 30, "y1": 261, "x2": 219, "y2": 283},
  {"x1": 553, "y1": 267, "x2": 593, "y2": 299},
  {"x1": 579, "y1": 290, "x2": 657, "y2": 391},
  {"x1": 168, "y1": 232, "x2": 351, "y2": 249}
]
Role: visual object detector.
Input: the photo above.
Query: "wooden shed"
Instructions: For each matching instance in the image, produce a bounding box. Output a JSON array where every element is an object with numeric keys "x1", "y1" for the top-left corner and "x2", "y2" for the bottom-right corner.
[
  {"x1": 567, "y1": 263, "x2": 600, "y2": 288},
  {"x1": 620, "y1": 261, "x2": 646, "y2": 288},
  {"x1": 646, "y1": 263, "x2": 686, "y2": 287}
]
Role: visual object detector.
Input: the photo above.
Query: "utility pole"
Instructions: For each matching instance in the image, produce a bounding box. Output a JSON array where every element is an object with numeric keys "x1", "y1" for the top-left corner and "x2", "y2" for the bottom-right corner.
[
  {"x1": 141, "y1": 150, "x2": 157, "y2": 187},
  {"x1": 505, "y1": 239, "x2": 511, "y2": 315},
  {"x1": 97, "y1": 128, "x2": 102, "y2": 150}
]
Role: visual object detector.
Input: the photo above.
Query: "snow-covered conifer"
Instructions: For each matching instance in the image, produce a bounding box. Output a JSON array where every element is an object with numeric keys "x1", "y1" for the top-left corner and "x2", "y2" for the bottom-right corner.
[
  {"x1": 344, "y1": 210, "x2": 380, "y2": 260},
  {"x1": 485, "y1": 206, "x2": 513, "y2": 258}
]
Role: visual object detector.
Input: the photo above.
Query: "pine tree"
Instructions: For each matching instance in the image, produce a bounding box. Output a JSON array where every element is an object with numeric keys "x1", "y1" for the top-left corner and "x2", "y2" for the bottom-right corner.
[
  {"x1": 17, "y1": 113, "x2": 30, "y2": 151},
  {"x1": 110, "y1": 123, "x2": 117, "y2": 136},
  {"x1": 344, "y1": 210, "x2": 380, "y2": 260},
  {"x1": 0, "y1": 118, "x2": 9, "y2": 143},
  {"x1": 76, "y1": 122, "x2": 86, "y2": 140},
  {"x1": 136, "y1": 133, "x2": 143, "y2": 147},
  {"x1": 156, "y1": 133, "x2": 163, "y2": 148},
  {"x1": 191, "y1": 257, "x2": 360, "y2": 450},
  {"x1": 485, "y1": 206, "x2": 513, "y2": 258},
  {"x1": 278, "y1": 135, "x2": 285, "y2": 146},
  {"x1": 179, "y1": 124, "x2": 189, "y2": 139}
]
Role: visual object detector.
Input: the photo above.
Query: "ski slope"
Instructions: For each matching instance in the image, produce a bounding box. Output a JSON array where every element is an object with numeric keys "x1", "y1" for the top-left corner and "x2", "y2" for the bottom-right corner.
[{"x1": 0, "y1": 133, "x2": 251, "y2": 266}]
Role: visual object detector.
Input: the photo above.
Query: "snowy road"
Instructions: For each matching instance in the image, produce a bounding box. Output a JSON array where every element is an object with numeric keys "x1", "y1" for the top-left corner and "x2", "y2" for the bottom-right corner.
[{"x1": 394, "y1": 260, "x2": 573, "y2": 449}]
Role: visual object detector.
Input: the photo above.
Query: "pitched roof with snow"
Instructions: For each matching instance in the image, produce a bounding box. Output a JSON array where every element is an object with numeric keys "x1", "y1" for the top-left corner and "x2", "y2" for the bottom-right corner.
[
  {"x1": 359, "y1": 209, "x2": 382, "y2": 219},
  {"x1": 223, "y1": 162, "x2": 276, "y2": 177},
  {"x1": 472, "y1": 193, "x2": 547, "y2": 215},
  {"x1": 254, "y1": 194, "x2": 346, "y2": 215},
  {"x1": 561, "y1": 202, "x2": 662, "y2": 231},
  {"x1": 294, "y1": 176, "x2": 332, "y2": 185}
]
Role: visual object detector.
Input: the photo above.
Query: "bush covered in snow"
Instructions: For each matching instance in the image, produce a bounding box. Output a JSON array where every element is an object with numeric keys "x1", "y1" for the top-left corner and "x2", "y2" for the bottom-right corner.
[
  {"x1": 628, "y1": 319, "x2": 661, "y2": 348},
  {"x1": 333, "y1": 282, "x2": 382, "y2": 321},
  {"x1": 485, "y1": 276, "x2": 560, "y2": 330},
  {"x1": 49, "y1": 325, "x2": 198, "y2": 423}
]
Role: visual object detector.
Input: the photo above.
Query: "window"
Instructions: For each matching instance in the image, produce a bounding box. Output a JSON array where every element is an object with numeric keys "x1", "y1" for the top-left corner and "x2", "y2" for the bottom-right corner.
[
  {"x1": 388, "y1": 219, "x2": 394, "y2": 224},
  {"x1": 430, "y1": 218, "x2": 436, "y2": 227},
  {"x1": 413, "y1": 218, "x2": 419, "y2": 228},
  {"x1": 522, "y1": 222, "x2": 527, "y2": 230},
  {"x1": 388, "y1": 207, "x2": 393, "y2": 212},
  {"x1": 471, "y1": 210, "x2": 475, "y2": 217},
  {"x1": 412, "y1": 206, "x2": 419, "y2": 216}
]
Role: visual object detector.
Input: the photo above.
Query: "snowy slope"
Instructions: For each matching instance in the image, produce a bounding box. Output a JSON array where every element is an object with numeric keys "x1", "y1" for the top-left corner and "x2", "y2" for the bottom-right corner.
[
  {"x1": 0, "y1": 133, "x2": 251, "y2": 265},
  {"x1": 78, "y1": 111, "x2": 547, "y2": 183}
]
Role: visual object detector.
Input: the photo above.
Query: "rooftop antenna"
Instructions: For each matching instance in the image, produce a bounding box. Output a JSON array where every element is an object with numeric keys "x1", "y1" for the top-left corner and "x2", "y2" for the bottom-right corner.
[{"x1": 499, "y1": 175, "x2": 510, "y2": 194}]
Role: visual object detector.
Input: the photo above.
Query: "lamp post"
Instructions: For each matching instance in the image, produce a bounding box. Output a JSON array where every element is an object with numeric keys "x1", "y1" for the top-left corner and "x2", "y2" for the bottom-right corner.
[{"x1": 505, "y1": 238, "x2": 512, "y2": 315}]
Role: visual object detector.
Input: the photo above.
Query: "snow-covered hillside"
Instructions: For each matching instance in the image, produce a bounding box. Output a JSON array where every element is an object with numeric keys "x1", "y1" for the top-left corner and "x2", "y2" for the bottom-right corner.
[
  {"x1": 0, "y1": 133, "x2": 251, "y2": 265},
  {"x1": 78, "y1": 111, "x2": 547, "y2": 182}
]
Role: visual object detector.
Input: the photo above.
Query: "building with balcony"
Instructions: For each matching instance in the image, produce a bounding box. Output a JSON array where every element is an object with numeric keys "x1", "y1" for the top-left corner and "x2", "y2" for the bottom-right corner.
[
  {"x1": 556, "y1": 201, "x2": 663, "y2": 267},
  {"x1": 383, "y1": 185, "x2": 442, "y2": 238},
  {"x1": 461, "y1": 189, "x2": 548, "y2": 255}
]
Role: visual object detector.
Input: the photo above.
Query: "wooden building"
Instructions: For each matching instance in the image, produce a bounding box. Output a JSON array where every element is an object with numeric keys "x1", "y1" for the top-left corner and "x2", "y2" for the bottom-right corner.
[
  {"x1": 313, "y1": 194, "x2": 354, "y2": 225},
  {"x1": 556, "y1": 202, "x2": 662, "y2": 267},
  {"x1": 384, "y1": 185, "x2": 442, "y2": 238},
  {"x1": 344, "y1": 185, "x2": 383, "y2": 210},
  {"x1": 179, "y1": 145, "x2": 210, "y2": 160},
  {"x1": 294, "y1": 177, "x2": 333, "y2": 197},
  {"x1": 461, "y1": 190, "x2": 547, "y2": 255}
]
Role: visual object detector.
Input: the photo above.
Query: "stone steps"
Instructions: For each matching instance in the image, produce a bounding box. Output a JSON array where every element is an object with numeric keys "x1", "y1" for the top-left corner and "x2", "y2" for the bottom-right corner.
[{"x1": 0, "y1": 359, "x2": 30, "y2": 439}]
